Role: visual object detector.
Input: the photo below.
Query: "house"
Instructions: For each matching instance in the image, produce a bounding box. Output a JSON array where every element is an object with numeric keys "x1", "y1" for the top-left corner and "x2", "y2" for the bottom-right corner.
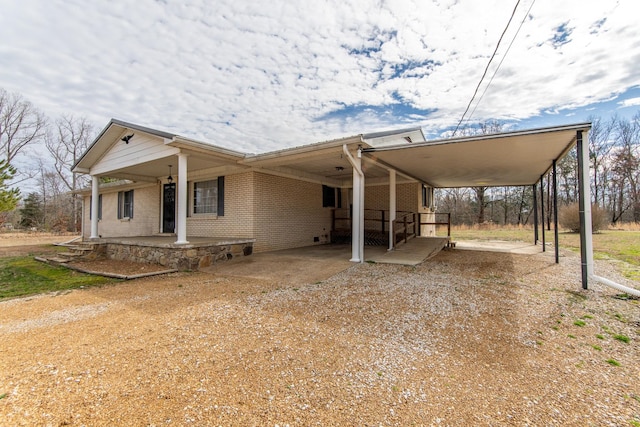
[
  {"x1": 73, "y1": 119, "x2": 432, "y2": 269},
  {"x1": 73, "y1": 119, "x2": 595, "y2": 287}
]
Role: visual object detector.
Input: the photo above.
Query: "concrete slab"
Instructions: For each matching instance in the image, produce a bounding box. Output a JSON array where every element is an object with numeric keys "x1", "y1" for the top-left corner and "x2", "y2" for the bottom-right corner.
[
  {"x1": 367, "y1": 237, "x2": 449, "y2": 265},
  {"x1": 206, "y1": 238, "x2": 449, "y2": 283},
  {"x1": 206, "y1": 244, "x2": 354, "y2": 285},
  {"x1": 454, "y1": 240, "x2": 543, "y2": 254}
]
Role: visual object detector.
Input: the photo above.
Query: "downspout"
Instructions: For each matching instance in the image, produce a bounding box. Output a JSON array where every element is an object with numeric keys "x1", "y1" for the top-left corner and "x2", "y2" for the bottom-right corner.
[
  {"x1": 540, "y1": 174, "x2": 545, "y2": 251},
  {"x1": 576, "y1": 130, "x2": 593, "y2": 288},
  {"x1": 590, "y1": 275, "x2": 640, "y2": 297},
  {"x1": 553, "y1": 159, "x2": 559, "y2": 264},
  {"x1": 343, "y1": 144, "x2": 364, "y2": 263},
  {"x1": 533, "y1": 183, "x2": 538, "y2": 245},
  {"x1": 388, "y1": 169, "x2": 396, "y2": 251},
  {"x1": 574, "y1": 129, "x2": 638, "y2": 296}
]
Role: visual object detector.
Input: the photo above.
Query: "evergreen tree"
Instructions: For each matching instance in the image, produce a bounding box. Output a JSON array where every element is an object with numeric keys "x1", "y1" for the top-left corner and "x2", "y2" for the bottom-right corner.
[
  {"x1": 0, "y1": 159, "x2": 20, "y2": 213},
  {"x1": 19, "y1": 192, "x2": 43, "y2": 229}
]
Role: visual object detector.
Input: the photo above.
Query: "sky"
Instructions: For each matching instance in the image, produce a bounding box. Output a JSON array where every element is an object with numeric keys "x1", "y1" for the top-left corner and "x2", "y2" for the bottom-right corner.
[{"x1": 1, "y1": 0, "x2": 640, "y2": 165}]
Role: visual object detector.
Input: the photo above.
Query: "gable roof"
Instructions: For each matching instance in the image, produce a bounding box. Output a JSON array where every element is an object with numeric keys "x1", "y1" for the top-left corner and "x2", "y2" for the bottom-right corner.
[
  {"x1": 72, "y1": 119, "x2": 246, "y2": 174},
  {"x1": 73, "y1": 119, "x2": 173, "y2": 172}
]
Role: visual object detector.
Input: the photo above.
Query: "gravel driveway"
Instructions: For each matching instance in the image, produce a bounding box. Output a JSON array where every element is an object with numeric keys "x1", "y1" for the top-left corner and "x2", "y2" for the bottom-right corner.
[{"x1": 1, "y1": 241, "x2": 639, "y2": 426}]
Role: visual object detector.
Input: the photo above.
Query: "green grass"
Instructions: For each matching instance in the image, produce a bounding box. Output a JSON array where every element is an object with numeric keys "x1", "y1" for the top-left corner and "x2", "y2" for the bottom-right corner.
[
  {"x1": 606, "y1": 359, "x2": 621, "y2": 367},
  {"x1": 613, "y1": 334, "x2": 630, "y2": 344},
  {"x1": 0, "y1": 257, "x2": 117, "y2": 299},
  {"x1": 573, "y1": 320, "x2": 586, "y2": 327},
  {"x1": 451, "y1": 227, "x2": 640, "y2": 279}
]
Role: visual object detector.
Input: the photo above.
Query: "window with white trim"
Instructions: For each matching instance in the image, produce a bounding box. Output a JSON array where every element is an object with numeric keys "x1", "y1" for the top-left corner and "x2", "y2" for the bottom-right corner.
[
  {"x1": 193, "y1": 180, "x2": 218, "y2": 214},
  {"x1": 117, "y1": 190, "x2": 134, "y2": 219}
]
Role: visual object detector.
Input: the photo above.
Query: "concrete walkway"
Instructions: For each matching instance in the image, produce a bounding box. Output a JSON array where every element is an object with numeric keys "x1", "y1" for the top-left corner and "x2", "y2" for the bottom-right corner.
[
  {"x1": 365, "y1": 237, "x2": 449, "y2": 265},
  {"x1": 210, "y1": 238, "x2": 450, "y2": 283},
  {"x1": 454, "y1": 240, "x2": 543, "y2": 255}
]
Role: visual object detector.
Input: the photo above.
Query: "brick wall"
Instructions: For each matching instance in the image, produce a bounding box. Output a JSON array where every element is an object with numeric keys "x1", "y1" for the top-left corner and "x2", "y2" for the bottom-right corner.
[
  {"x1": 364, "y1": 182, "x2": 421, "y2": 212},
  {"x1": 186, "y1": 172, "x2": 256, "y2": 239},
  {"x1": 81, "y1": 172, "x2": 427, "y2": 252},
  {"x1": 358, "y1": 182, "x2": 418, "y2": 232},
  {"x1": 82, "y1": 184, "x2": 160, "y2": 239},
  {"x1": 252, "y1": 172, "x2": 333, "y2": 252}
]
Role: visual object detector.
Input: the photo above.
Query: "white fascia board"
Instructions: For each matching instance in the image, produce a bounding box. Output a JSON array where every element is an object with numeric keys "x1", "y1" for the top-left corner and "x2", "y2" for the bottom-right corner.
[
  {"x1": 251, "y1": 165, "x2": 343, "y2": 188},
  {"x1": 167, "y1": 136, "x2": 246, "y2": 160},
  {"x1": 368, "y1": 122, "x2": 592, "y2": 152},
  {"x1": 242, "y1": 135, "x2": 365, "y2": 165}
]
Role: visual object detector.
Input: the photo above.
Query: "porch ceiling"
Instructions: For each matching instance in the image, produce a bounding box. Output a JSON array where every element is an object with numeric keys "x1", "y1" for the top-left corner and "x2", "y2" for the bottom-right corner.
[
  {"x1": 101, "y1": 149, "x2": 246, "y2": 182},
  {"x1": 241, "y1": 138, "x2": 392, "y2": 185},
  {"x1": 363, "y1": 123, "x2": 591, "y2": 188}
]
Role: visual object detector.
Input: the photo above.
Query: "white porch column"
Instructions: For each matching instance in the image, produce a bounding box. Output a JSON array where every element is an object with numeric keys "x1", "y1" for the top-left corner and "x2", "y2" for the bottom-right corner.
[
  {"x1": 388, "y1": 169, "x2": 396, "y2": 251},
  {"x1": 175, "y1": 153, "x2": 189, "y2": 245},
  {"x1": 344, "y1": 145, "x2": 364, "y2": 262},
  {"x1": 90, "y1": 175, "x2": 99, "y2": 239}
]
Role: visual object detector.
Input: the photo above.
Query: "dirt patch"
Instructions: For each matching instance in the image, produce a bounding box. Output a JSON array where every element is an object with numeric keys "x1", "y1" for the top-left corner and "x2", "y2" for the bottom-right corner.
[
  {"x1": 0, "y1": 236, "x2": 639, "y2": 425},
  {"x1": 67, "y1": 258, "x2": 175, "y2": 277}
]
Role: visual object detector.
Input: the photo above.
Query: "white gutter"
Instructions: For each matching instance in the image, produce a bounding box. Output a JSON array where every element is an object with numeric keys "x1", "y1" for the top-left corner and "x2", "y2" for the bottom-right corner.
[
  {"x1": 571, "y1": 127, "x2": 639, "y2": 297},
  {"x1": 590, "y1": 274, "x2": 640, "y2": 298}
]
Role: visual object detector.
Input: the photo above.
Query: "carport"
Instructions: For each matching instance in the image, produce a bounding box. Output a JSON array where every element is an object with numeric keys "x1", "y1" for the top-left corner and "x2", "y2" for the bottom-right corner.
[{"x1": 353, "y1": 123, "x2": 598, "y2": 289}]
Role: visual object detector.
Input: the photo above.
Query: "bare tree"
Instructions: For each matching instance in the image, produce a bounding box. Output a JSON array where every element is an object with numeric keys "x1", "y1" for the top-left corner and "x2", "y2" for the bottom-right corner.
[
  {"x1": 588, "y1": 115, "x2": 615, "y2": 207},
  {"x1": 0, "y1": 88, "x2": 47, "y2": 163},
  {"x1": 611, "y1": 113, "x2": 640, "y2": 222},
  {"x1": 472, "y1": 120, "x2": 505, "y2": 223},
  {"x1": 45, "y1": 115, "x2": 94, "y2": 231}
]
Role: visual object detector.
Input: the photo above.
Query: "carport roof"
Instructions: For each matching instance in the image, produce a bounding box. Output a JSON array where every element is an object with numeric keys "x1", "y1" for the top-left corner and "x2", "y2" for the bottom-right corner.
[{"x1": 362, "y1": 122, "x2": 591, "y2": 188}]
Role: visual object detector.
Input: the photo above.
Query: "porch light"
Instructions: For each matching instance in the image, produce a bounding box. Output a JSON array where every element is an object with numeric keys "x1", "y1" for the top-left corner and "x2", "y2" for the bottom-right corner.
[{"x1": 167, "y1": 165, "x2": 173, "y2": 183}]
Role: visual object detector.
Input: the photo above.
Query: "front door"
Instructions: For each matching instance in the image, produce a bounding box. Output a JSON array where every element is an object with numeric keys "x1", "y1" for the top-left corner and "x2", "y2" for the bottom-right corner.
[{"x1": 163, "y1": 183, "x2": 176, "y2": 233}]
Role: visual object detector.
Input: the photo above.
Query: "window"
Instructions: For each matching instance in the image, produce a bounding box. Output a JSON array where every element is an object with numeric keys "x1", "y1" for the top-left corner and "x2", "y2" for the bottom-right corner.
[
  {"x1": 322, "y1": 185, "x2": 336, "y2": 208},
  {"x1": 422, "y1": 185, "x2": 434, "y2": 209},
  {"x1": 422, "y1": 185, "x2": 427, "y2": 208},
  {"x1": 193, "y1": 180, "x2": 218, "y2": 214},
  {"x1": 117, "y1": 190, "x2": 134, "y2": 219},
  {"x1": 89, "y1": 194, "x2": 102, "y2": 220},
  {"x1": 189, "y1": 177, "x2": 225, "y2": 216}
]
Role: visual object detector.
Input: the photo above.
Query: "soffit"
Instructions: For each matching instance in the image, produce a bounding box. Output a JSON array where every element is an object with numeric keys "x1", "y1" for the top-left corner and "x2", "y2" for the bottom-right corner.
[{"x1": 363, "y1": 123, "x2": 591, "y2": 188}]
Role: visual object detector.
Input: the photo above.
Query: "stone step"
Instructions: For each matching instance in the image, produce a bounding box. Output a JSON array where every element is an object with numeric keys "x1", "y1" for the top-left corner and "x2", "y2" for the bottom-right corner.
[
  {"x1": 48, "y1": 256, "x2": 71, "y2": 264},
  {"x1": 67, "y1": 246, "x2": 94, "y2": 252},
  {"x1": 58, "y1": 252, "x2": 83, "y2": 260}
]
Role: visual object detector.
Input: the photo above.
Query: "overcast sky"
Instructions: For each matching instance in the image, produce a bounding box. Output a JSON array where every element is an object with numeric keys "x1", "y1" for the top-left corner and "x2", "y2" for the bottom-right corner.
[{"x1": 2, "y1": 0, "x2": 639, "y2": 157}]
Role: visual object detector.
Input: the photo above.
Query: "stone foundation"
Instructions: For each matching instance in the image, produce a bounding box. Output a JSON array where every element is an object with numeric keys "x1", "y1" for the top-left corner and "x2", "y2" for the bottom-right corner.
[{"x1": 95, "y1": 240, "x2": 254, "y2": 271}]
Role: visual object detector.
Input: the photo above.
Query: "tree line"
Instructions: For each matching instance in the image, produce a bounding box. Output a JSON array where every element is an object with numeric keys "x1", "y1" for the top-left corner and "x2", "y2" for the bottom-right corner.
[
  {"x1": 1, "y1": 86, "x2": 639, "y2": 232},
  {"x1": 0, "y1": 87, "x2": 93, "y2": 232},
  {"x1": 436, "y1": 115, "x2": 640, "y2": 227}
]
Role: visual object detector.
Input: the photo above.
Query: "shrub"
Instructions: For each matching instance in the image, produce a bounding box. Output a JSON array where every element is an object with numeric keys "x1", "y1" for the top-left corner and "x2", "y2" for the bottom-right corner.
[{"x1": 558, "y1": 202, "x2": 609, "y2": 232}]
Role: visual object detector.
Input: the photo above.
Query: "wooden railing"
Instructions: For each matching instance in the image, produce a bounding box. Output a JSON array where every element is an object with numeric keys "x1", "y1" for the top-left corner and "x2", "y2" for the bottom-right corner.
[
  {"x1": 332, "y1": 208, "x2": 413, "y2": 233},
  {"x1": 418, "y1": 212, "x2": 452, "y2": 238},
  {"x1": 392, "y1": 212, "x2": 417, "y2": 244},
  {"x1": 332, "y1": 209, "x2": 451, "y2": 243}
]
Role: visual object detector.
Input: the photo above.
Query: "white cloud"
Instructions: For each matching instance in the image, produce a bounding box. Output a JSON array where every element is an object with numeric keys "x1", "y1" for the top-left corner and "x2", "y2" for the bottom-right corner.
[
  {"x1": 619, "y1": 97, "x2": 640, "y2": 108},
  {"x1": 1, "y1": 0, "x2": 639, "y2": 153}
]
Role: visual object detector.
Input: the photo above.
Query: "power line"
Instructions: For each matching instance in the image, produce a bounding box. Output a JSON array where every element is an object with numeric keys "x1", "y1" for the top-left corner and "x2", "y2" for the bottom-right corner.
[
  {"x1": 467, "y1": 0, "x2": 536, "y2": 126},
  {"x1": 451, "y1": 0, "x2": 523, "y2": 137}
]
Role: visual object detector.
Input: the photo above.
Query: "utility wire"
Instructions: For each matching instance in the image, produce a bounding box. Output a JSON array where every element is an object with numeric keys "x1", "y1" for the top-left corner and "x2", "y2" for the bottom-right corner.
[
  {"x1": 466, "y1": 0, "x2": 536, "y2": 126},
  {"x1": 451, "y1": 0, "x2": 522, "y2": 137}
]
